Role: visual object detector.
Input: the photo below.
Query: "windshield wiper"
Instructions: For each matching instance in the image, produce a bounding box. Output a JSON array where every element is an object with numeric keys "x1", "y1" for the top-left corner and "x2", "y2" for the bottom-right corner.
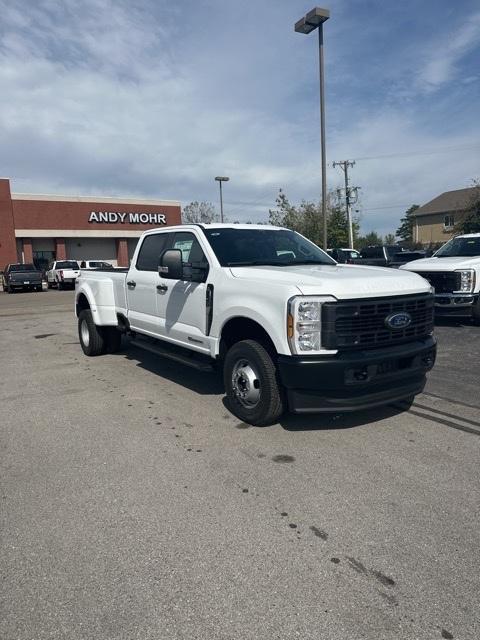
[
  {"x1": 226, "y1": 261, "x2": 291, "y2": 267},
  {"x1": 283, "y1": 259, "x2": 330, "y2": 265}
]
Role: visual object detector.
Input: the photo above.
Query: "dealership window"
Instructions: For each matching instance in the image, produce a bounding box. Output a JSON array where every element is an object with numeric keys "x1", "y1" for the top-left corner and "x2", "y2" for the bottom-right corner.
[
  {"x1": 444, "y1": 214, "x2": 455, "y2": 229},
  {"x1": 136, "y1": 233, "x2": 170, "y2": 271}
]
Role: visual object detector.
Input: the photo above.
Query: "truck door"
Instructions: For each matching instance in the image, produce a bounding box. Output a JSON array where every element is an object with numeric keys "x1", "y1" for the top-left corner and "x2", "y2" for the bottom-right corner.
[
  {"x1": 156, "y1": 231, "x2": 210, "y2": 353},
  {"x1": 126, "y1": 232, "x2": 171, "y2": 335}
]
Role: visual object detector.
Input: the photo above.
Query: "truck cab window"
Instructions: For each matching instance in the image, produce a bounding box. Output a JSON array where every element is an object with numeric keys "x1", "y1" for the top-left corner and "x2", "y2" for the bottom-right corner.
[
  {"x1": 172, "y1": 232, "x2": 209, "y2": 280},
  {"x1": 136, "y1": 233, "x2": 170, "y2": 271}
]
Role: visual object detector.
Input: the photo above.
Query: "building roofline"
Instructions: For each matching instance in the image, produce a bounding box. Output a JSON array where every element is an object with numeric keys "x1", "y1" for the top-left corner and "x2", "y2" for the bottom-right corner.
[{"x1": 11, "y1": 192, "x2": 180, "y2": 207}]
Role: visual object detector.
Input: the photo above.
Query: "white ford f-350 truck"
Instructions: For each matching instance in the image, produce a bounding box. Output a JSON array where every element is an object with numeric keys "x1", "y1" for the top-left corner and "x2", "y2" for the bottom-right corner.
[
  {"x1": 400, "y1": 233, "x2": 480, "y2": 322},
  {"x1": 75, "y1": 224, "x2": 436, "y2": 425}
]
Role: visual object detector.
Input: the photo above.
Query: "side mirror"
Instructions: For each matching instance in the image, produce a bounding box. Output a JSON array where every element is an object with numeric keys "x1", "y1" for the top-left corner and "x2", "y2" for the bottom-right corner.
[{"x1": 158, "y1": 249, "x2": 183, "y2": 280}]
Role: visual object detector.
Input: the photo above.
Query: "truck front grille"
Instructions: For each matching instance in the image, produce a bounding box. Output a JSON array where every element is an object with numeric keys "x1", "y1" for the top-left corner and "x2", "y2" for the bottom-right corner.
[
  {"x1": 322, "y1": 293, "x2": 434, "y2": 350},
  {"x1": 411, "y1": 271, "x2": 459, "y2": 293}
]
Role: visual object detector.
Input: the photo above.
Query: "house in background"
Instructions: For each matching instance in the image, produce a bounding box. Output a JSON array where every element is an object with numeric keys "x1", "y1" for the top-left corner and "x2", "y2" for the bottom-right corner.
[{"x1": 412, "y1": 187, "x2": 477, "y2": 246}]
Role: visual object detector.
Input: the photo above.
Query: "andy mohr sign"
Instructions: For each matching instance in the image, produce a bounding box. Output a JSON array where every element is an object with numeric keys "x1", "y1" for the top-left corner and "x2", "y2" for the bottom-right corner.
[{"x1": 89, "y1": 211, "x2": 167, "y2": 224}]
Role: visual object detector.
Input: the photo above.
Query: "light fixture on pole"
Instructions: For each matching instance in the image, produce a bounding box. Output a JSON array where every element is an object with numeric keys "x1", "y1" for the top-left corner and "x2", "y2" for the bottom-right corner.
[
  {"x1": 214, "y1": 176, "x2": 229, "y2": 223},
  {"x1": 295, "y1": 7, "x2": 330, "y2": 250}
]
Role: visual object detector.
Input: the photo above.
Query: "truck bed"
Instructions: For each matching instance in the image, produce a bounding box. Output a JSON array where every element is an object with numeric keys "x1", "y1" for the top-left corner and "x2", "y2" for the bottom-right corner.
[{"x1": 77, "y1": 269, "x2": 129, "y2": 319}]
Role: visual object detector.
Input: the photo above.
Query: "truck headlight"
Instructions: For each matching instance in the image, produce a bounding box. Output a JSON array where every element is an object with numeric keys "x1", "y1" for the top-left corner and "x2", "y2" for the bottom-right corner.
[
  {"x1": 454, "y1": 269, "x2": 475, "y2": 293},
  {"x1": 287, "y1": 296, "x2": 336, "y2": 354}
]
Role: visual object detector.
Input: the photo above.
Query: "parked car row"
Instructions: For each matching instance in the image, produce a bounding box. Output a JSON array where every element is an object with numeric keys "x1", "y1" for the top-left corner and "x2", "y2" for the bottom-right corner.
[
  {"x1": 2, "y1": 260, "x2": 114, "y2": 292},
  {"x1": 328, "y1": 245, "x2": 427, "y2": 268},
  {"x1": 329, "y1": 234, "x2": 480, "y2": 322}
]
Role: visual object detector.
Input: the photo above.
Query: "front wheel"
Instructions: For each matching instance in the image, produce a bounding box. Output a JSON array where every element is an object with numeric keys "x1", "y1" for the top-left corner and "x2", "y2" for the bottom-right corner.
[
  {"x1": 472, "y1": 299, "x2": 480, "y2": 326},
  {"x1": 223, "y1": 339, "x2": 285, "y2": 426},
  {"x1": 78, "y1": 309, "x2": 106, "y2": 356}
]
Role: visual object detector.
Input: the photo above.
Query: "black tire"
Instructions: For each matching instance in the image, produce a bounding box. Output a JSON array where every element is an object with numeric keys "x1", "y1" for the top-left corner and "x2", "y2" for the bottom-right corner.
[
  {"x1": 47, "y1": 281, "x2": 53, "y2": 289},
  {"x1": 472, "y1": 299, "x2": 480, "y2": 326},
  {"x1": 78, "y1": 309, "x2": 106, "y2": 356},
  {"x1": 58, "y1": 281, "x2": 64, "y2": 290},
  {"x1": 35, "y1": 285, "x2": 42, "y2": 292},
  {"x1": 104, "y1": 327, "x2": 122, "y2": 353},
  {"x1": 223, "y1": 339, "x2": 285, "y2": 426},
  {"x1": 5, "y1": 284, "x2": 10, "y2": 293}
]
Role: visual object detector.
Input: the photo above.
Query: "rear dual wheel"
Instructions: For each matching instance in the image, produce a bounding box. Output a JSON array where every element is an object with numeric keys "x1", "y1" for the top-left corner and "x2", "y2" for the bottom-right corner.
[{"x1": 78, "y1": 309, "x2": 122, "y2": 356}]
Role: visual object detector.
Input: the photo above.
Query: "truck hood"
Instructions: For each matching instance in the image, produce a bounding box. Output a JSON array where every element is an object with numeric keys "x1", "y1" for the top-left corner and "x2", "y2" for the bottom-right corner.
[
  {"x1": 400, "y1": 256, "x2": 480, "y2": 271},
  {"x1": 229, "y1": 264, "x2": 430, "y2": 299}
]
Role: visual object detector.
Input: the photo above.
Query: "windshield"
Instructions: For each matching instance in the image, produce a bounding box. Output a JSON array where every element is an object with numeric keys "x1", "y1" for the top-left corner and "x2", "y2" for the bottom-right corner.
[
  {"x1": 9, "y1": 264, "x2": 37, "y2": 272},
  {"x1": 56, "y1": 261, "x2": 79, "y2": 269},
  {"x1": 203, "y1": 228, "x2": 336, "y2": 267},
  {"x1": 435, "y1": 237, "x2": 480, "y2": 258}
]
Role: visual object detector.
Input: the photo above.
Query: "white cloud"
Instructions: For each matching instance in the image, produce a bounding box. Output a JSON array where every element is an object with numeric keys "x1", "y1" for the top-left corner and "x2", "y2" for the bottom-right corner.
[
  {"x1": 0, "y1": 0, "x2": 479, "y2": 239},
  {"x1": 417, "y1": 10, "x2": 480, "y2": 91}
]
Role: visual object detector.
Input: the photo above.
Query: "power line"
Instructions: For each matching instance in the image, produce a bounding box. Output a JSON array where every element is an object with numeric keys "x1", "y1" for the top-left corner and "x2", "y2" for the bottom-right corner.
[{"x1": 348, "y1": 142, "x2": 480, "y2": 162}]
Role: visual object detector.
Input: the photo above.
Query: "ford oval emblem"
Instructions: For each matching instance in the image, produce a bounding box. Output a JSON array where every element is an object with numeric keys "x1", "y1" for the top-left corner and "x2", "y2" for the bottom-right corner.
[{"x1": 385, "y1": 312, "x2": 411, "y2": 330}]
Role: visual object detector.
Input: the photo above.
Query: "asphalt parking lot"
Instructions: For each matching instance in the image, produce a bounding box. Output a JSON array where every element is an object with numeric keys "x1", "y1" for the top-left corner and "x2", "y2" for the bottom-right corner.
[{"x1": 1, "y1": 290, "x2": 479, "y2": 640}]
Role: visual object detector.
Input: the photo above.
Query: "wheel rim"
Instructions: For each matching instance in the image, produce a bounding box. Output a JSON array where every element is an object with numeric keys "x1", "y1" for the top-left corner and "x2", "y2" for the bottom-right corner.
[
  {"x1": 231, "y1": 358, "x2": 261, "y2": 408},
  {"x1": 80, "y1": 320, "x2": 90, "y2": 347}
]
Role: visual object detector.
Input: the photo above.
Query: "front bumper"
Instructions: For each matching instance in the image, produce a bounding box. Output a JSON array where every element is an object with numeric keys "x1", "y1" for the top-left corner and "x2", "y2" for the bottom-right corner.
[
  {"x1": 277, "y1": 336, "x2": 436, "y2": 413},
  {"x1": 434, "y1": 293, "x2": 478, "y2": 318}
]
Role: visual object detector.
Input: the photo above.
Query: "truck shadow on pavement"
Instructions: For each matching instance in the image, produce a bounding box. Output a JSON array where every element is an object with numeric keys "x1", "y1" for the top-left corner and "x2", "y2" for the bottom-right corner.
[
  {"x1": 117, "y1": 343, "x2": 412, "y2": 431},
  {"x1": 119, "y1": 344, "x2": 224, "y2": 396},
  {"x1": 276, "y1": 403, "x2": 408, "y2": 432},
  {"x1": 434, "y1": 317, "x2": 476, "y2": 328}
]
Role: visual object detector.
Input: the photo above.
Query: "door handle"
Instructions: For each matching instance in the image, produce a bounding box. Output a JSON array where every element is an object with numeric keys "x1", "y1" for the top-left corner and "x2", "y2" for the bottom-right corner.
[
  {"x1": 156, "y1": 284, "x2": 168, "y2": 292},
  {"x1": 127, "y1": 280, "x2": 136, "y2": 288}
]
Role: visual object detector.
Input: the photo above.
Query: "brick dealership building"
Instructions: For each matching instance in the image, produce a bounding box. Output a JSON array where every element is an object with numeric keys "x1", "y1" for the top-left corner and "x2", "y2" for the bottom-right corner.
[{"x1": 0, "y1": 178, "x2": 181, "y2": 270}]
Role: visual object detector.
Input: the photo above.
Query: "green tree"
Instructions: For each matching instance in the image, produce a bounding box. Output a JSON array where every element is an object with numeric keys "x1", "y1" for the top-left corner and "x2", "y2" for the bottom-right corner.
[
  {"x1": 396, "y1": 204, "x2": 419, "y2": 244},
  {"x1": 268, "y1": 189, "x2": 359, "y2": 247},
  {"x1": 454, "y1": 181, "x2": 480, "y2": 234},
  {"x1": 182, "y1": 201, "x2": 218, "y2": 224},
  {"x1": 356, "y1": 231, "x2": 383, "y2": 250},
  {"x1": 384, "y1": 233, "x2": 396, "y2": 245}
]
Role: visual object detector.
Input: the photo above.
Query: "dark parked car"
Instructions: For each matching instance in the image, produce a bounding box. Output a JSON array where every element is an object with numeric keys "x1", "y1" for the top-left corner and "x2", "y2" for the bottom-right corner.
[
  {"x1": 389, "y1": 250, "x2": 426, "y2": 268},
  {"x1": 355, "y1": 246, "x2": 425, "y2": 268},
  {"x1": 327, "y1": 248, "x2": 361, "y2": 264},
  {"x1": 3, "y1": 263, "x2": 43, "y2": 293}
]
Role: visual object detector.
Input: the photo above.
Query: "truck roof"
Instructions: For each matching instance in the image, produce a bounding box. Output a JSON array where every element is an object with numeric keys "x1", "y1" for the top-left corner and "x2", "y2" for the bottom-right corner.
[
  {"x1": 143, "y1": 223, "x2": 285, "y2": 235},
  {"x1": 454, "y1": 233, "x2": 480, "y2": 238}
]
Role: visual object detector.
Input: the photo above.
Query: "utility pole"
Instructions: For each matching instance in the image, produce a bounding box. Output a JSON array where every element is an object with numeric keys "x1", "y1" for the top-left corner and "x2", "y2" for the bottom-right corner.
[{"x1": 333, "y1": 159, "x2": 358, "y2": 248}]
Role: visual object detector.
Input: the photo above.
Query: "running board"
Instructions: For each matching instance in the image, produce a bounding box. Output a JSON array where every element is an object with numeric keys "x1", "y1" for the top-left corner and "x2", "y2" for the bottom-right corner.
[{"x1": 130, "y1": 338, "x2": 214, "y2": 372}]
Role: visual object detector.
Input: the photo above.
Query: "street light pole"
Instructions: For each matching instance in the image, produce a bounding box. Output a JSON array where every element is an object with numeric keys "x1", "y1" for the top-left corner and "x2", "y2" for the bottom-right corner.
[
  {"x1": 295, "y1": 7, "x2": 330, "y2": 250},
  {"x1": 215, "y1": 176, "x2": 229, "y2": 223}
]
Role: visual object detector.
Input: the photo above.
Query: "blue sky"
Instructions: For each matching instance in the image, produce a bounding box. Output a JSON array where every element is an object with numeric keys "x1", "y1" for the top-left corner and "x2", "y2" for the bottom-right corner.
[{"x1": 0, "y1": 0, "x2": 479, "y2": 236}]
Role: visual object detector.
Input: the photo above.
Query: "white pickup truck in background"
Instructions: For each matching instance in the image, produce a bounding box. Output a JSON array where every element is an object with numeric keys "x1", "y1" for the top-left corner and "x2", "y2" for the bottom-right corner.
[
  {"x1": 401, "y1": 233, "x2": 480, "y2": 323},
  {"x1": 46, "y1": 260, "x2": 80, "y2": 290},
  {"x1": 79, "y1": 260, "x2": 114, "y2": 269},
  {"x1": 75, "y1": 224, "x2": 436, "y2": 425}
]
